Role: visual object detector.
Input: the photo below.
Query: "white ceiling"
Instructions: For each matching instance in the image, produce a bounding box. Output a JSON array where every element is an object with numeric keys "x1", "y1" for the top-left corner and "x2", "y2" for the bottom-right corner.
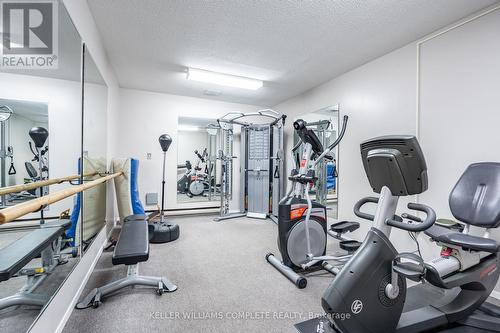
[{"x1": 87, "y1": 0, "x2": 498, "y2": 107}]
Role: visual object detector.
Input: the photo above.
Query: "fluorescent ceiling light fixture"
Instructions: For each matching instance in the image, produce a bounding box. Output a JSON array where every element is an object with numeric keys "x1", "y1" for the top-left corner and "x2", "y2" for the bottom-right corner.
[
  {"x1": 187, "y1": 68, "x2": 263, "y2": 90},
  {"x1": 178, "y1": 125, "x2": 200, "y2": 132}
]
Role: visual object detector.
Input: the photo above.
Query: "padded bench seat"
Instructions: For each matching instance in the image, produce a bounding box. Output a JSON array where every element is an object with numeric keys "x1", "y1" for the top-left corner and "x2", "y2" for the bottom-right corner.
[
  {"x1": 0, "y1": 221, "x2": 69, "y2": 282},
  {"x1": 112, "y1": 219, "x2": 149, "y2": 265}
]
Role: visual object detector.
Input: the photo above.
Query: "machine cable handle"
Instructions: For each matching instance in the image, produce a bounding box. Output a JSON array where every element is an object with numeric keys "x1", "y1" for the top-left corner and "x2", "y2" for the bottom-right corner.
[
  {"x1": 8, "y1": 160, "x2": 16, "y2": 175},
  {"x1": 353, "y1": 196, "x2": 379, "y2": 221},
  {"x1": 386, "y1": 203, "x2": 436, "y2": 232},
  {"x1": 8, "y1": 147, "x2": 16, "y2": 175},
  {"x1": 313, "y1": 115, "x2": 348, "y2": 167}
]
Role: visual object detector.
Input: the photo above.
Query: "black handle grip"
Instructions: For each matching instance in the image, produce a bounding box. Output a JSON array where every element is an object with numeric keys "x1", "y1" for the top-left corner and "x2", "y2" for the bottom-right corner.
[
  {"x1": 353, "y1": 196, "x2": 379, "y2": 221},
  {"x1": 195, "y1": 150, "x2": 204, "y2": 162},
  {"x1": 386, "y1": 202, "x2": 436, "y2": 232}
]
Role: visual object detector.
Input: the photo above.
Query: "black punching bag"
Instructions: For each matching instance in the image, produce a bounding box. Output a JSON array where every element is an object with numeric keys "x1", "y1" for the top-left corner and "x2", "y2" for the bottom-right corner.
[
  {"x1": 159, "y1": 134, "x2": 172, "y2": 152},
  {"x1": 29, "y1": 127, "x2": 48, "y2": 148}
]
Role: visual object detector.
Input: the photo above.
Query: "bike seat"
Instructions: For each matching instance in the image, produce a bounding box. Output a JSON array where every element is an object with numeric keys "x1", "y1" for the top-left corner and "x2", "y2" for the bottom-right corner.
[
  {"x1": 339, "y1": 240, "x2": 362, "y2": 252},
  {"x1": 426, "y1": 225, "x2": 499, "y2": 253},
  {"x1": 331, "y1": 221, "x2": 360, "y2": 234}
]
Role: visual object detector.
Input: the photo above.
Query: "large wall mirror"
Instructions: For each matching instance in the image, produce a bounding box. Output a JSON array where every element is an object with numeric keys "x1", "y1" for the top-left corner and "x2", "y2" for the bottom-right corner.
[
  {"x1": 0, "y1": 1, "x2": 84, "y2": 332},
  {"x1": 293, "y1": 105, "x2": 340, "y2": 219},
  {"x1": 177, "y1": 117, "x2": 221, "y2": 204}
]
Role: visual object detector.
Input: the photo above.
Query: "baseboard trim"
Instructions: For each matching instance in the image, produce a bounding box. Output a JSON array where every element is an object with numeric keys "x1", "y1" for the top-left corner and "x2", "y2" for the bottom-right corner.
[{"x1": 27, "y1": 227, "x2": 107, "y2": 333}]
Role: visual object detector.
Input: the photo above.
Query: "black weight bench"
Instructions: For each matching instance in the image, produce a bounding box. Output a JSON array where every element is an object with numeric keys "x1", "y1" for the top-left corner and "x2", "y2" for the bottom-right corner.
[
  {"x1": 76, "y1": 218, "x2": 177, "y2": 309},
  {"x1": 0, "y1": 220, "x2": 70, "y2": 310}
]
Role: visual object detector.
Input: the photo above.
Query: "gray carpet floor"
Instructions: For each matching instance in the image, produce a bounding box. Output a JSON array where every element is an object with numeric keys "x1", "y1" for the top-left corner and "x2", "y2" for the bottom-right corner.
[{"x1": 63, "y1": 214, "x2": 343, "y2": 333}]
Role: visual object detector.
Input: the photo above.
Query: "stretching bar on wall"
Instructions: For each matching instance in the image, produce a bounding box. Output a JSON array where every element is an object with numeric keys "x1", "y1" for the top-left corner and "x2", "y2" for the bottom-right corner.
[
  {"x1": 0, "y1": 172, "x2": 98, "y2": 196},
  {"x1": 0, "y1": 172, "x2": 121, "y2": 224}
]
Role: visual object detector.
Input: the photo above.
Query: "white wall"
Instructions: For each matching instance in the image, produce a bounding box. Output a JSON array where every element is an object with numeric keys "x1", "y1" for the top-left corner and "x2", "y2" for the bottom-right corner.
[
  {"x1": 274, "y1": 6, "x2": 500, "y2": 292},
  {"x1": 177, "y1": 130, "x2": 209, "y2": 168},
  {"x1": 419, "y1": 8, "x2": 500, "y2": 230},
  {"x1": 114, "y1": 88, "x2": 259, "y2": 211},
  {"x1": 83, "y1": 82, "x2": 108, "y2": 161}
]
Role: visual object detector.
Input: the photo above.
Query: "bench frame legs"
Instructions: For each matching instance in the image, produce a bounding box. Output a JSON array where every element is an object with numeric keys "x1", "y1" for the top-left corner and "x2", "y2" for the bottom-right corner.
[
  {"x1": 76, "y1": 264, "x2": 177, "y2": 309},
  {"x1": 0, "y1": 237, "x2": 67, "y2": 311}
]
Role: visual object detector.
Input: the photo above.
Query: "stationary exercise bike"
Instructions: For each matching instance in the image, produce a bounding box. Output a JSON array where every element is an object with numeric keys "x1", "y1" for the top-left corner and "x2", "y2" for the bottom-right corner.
[
  {"x1": 296, "y1": 135, "x2": 500, "y2": 333},
  {"x1": 266, "y1": 116, "x2": 362, "y2": 289}
]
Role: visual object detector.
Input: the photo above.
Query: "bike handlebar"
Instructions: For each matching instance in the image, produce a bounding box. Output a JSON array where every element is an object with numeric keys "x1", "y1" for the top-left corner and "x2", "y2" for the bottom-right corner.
[
  {"x1": 386, "y1": 203, "x2": 436, "y2": 232},
  {"x1": 353, "y1": 196, "x2": 379, "y2": 221}
]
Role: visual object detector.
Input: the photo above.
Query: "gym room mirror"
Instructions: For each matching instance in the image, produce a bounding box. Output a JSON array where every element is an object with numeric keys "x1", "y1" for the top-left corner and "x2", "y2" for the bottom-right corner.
[
  {"x1": 80, "y1": 45, "x2": 108, "y2": 253},
  {"x1": 176, "y1": 117, "x2": 221, "y2": 204},
  {"x1": 0, "y1": 1, "x2": 83, "y2": 332},
  {"x1": 293, "y1": 105, "x2": 340, "y2": 219}
]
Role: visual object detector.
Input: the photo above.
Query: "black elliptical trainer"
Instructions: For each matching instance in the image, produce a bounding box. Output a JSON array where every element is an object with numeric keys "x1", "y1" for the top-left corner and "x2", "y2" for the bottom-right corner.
[
  {"x1": 266, "y1": 116, "x2": 361, "y2": 288},
  {"x1": 149, "y1": 134, "x2": 180, "y2": 243}
]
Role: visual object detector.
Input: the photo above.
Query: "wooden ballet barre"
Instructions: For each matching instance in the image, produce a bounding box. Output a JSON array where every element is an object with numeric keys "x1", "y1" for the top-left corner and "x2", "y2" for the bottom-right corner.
[
  {"x1": 0, "y1": 172, "x2": 122, "y2": 224},
  {"x1": 0, "y1": 172, "x2": 99, "y2": 196}
]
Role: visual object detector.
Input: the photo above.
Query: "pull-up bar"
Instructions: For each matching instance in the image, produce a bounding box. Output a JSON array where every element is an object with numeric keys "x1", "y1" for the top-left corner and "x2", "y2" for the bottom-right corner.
[
  {"x1": 0, "y1": 172, "x2": 122, "y2": 224},
  {"x1": 0, "y1": 172, "x2": 98, "y2": 196}
]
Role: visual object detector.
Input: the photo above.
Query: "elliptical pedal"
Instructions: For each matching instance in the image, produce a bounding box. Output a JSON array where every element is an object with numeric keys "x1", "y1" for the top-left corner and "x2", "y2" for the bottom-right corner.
[
  {"x1": 339, "y1": 240, "x2": 362, "y2": 253},
  {"x1": 330, "y1": 221, "x2": 360, "y2": 234}
]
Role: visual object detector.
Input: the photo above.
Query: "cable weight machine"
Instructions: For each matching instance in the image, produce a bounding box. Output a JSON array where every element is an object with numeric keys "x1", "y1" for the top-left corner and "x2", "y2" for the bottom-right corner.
[{"x1": 214, "y1": 110, "x2": 286, "y2": 223}]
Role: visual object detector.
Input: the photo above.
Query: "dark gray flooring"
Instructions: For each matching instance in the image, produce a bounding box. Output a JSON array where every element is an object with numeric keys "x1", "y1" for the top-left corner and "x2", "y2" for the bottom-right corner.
[{"x1": 63, "y1": 215, "x2": 343, "y2": 333}]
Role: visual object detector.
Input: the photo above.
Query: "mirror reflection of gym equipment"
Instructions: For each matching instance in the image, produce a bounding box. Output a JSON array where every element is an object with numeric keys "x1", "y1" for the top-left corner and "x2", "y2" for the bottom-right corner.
[
  {"x1": 293, "y1": 105, "x2": 340, "y2": 219},
  {"x1": 176, "y1": 117, "x2": 221, "y2": 203},
  {"x1": 0, "y1": 100, "x2": 50, "y2": 208}
]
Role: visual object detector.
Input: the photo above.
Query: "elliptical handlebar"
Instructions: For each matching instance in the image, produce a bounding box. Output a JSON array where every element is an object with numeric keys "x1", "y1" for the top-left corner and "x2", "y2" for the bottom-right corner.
[
  {"x1": 353, "y1": 196, "x2": 379, "y2": 221},
  {"x1": 386, "y1": 202, "x2": 436, "y2": 232},
  {"x1": 312, "y1": 115, "x2": 348, "y2": 167},
  {"x1": 194, "y1": 150, "x2": 205, "y2": 162}
]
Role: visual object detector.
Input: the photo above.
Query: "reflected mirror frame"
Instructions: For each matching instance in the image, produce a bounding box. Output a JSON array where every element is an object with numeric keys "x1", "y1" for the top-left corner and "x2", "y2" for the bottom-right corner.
[{"x1": 79, "y1": 43, "x2": 85, "y2": 259}]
